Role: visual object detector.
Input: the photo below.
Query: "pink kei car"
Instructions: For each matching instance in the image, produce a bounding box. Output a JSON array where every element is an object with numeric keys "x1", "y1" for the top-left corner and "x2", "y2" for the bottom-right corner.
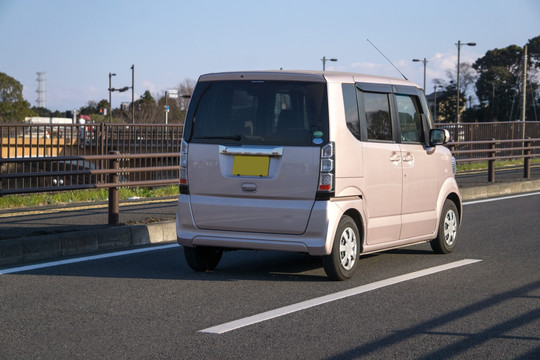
[{"x1": 176, "y1": 71, "x2": 461, "y2": 280}]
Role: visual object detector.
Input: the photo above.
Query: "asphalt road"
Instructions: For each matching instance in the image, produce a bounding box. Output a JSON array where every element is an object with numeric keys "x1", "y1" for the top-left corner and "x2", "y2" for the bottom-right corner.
[{"x1": 1, "y1": 193, "x2": 539, "y2": 359}]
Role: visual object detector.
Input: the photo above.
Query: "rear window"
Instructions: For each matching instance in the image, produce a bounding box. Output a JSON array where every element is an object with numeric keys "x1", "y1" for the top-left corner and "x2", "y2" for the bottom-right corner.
[{"x1": 185, "y1": 80, "x2": 329, "y2": 146}]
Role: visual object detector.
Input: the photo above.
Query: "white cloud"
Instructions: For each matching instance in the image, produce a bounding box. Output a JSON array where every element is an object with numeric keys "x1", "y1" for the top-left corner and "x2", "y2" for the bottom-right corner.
[{"x1": 142, "y1": 81, "x2": 158, "y2": 94}]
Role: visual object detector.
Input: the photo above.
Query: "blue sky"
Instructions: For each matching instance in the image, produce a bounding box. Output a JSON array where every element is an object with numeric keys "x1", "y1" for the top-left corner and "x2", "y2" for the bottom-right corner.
[{"x1": 1, "y1": 0, "x2": 539, "y2": 111}]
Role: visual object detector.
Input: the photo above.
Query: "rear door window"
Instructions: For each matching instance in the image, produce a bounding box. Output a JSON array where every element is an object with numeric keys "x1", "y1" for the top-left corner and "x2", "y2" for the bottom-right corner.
[
  {"x1": 362, "y1": 92, "x2": 393, "y2": 142},
  {"x1": 187, "y1": 81, "x2": 328, "y2": 146},
  {"x1": 396, "y1": 94, "x2": 424, "y2": 144}
]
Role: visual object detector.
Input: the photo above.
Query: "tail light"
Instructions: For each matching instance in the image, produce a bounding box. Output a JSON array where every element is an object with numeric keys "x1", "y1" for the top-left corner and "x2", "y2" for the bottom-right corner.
[
  {"x1": 316, "y1": 142, "x2": 334, "y2": 199},
  {"x1": 179, "y1": 139, "x2": 189, "y2": 194}
]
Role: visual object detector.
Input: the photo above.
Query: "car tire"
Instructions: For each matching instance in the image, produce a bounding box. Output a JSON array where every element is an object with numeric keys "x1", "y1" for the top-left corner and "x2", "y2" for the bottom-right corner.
[
  {"x1": 430, "y1": 200, "x2": 459, "y2": 254},
  {"x1": 184, "y1": 246, "x2": 223, "y2": 272},
  {"x1": 323, "y1": 215, "x2": 360, "y2": 281}
]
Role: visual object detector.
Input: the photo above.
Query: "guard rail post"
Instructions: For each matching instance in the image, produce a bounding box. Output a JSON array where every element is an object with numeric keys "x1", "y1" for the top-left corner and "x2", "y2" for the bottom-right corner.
[
  {"x1": 524, "y1": 137, "x2": 531, "y2": 179},
  {"x1": 108, "y1": 150, "x2": 120, "y2": 225},
  {"x1": 488, "y1": 139, "x2": 496, "y2": 183}
]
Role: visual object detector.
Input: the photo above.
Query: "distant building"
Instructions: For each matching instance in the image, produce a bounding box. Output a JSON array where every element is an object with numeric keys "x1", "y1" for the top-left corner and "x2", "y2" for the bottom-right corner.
[{"x1": 24, "y1": 117, "x2": 73, "y2": 125}]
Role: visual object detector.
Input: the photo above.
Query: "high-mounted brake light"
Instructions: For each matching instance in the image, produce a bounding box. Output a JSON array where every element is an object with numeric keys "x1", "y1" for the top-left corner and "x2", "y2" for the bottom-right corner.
[
  {"x1": 179, "y1": 139, "x2": 189, "y2": 193},
  {"x1": 317, "y1": 142, "x2": 335, "y2": 197}
]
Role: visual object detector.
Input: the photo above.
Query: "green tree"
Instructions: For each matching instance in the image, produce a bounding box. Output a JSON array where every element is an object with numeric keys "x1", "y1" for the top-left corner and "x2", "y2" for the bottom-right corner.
[
  {"x1": 473, "y1": 45, "x2": 523, "y2": 121},
  {"x1": 136, "y1": 90, "x2": 160, "y2": 123},
  {"x1": 0, "y1": 72, "x2": 35, "y2": 123},
  {"x1": 31, "y1": 106, "x2": 52, "y2": 117},
  {"x1": 473, "y1": 36, "x2": 540, "y2": 122},
  {"x1": 528, "y1": 35, "x2": 540, "y2": 69}
]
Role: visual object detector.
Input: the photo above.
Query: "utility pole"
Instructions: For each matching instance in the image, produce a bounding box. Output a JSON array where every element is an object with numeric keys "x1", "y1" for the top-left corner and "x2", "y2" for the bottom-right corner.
[
  {"x1": 522, "y1": 45, "x2": 528, "y2": 140},
  {"x1": 522, "y1": 46, "x2": 527, "y2": 123},
  {"x1": 456, "y1": 41, "x2": 476, "y2": 124}
]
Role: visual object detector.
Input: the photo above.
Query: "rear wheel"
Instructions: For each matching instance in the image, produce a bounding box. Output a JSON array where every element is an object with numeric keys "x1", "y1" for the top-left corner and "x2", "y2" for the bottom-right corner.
[
  {"x1": 323, "y1": 215, "x2": 360, "y2": 281},
  {"x1": 184, "y1": 246, "x2": 223, "y2": 272},
  {"x1": 430, "y1": 200, "x2": 459, "y2": 254}
]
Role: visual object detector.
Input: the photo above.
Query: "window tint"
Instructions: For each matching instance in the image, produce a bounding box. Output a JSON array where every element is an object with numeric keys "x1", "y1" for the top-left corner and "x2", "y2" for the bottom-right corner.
[
  {"x1": 342, "y1": 84, "x2": 361, "y2": 140},
  {"x1": 396, "y1": 94, "x2": 424, "y2": 143},
  {"x1": 189, "y1": 81, "x2": 328, "y2": 146},
  {"x1": 364, "y1": 92, "x2": 392, "y2": 141}
]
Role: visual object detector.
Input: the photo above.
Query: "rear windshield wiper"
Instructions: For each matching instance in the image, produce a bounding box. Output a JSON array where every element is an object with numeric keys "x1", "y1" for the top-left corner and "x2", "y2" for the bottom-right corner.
[{"x1": 193, "y1": 135, "x2": 242, "y2": 141}]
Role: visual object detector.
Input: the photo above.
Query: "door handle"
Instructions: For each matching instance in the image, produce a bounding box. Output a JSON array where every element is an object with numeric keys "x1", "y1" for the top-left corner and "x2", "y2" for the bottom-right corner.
[
  {"x1": 402, "y1": 153, "x2": 414, "y2": 163},
  {"x1": 389, "y1": 152, "x2": 401, "y2": 163}
]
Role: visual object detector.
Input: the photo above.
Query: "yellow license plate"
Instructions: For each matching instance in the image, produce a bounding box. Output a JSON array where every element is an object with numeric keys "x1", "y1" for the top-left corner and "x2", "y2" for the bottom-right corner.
[{"x1": 232, "y1": 156, "x2": 269, "y2": 176}]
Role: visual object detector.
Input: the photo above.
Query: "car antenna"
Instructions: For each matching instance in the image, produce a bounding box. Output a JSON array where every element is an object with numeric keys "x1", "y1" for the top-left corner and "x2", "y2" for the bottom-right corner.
[{"x1": 366, "y1": 39, "x2": 408, "y2": 80}]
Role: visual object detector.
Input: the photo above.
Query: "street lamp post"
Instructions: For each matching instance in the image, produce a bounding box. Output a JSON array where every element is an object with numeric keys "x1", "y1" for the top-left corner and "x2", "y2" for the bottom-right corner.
[
  {"x1": 108, "y1": 71, "x2": 131, "y2": 124},
  {"x1": 322, "y1": 56, "x2": 338, "y2": 71},
  {"x1": 108, "y1": 72, "x2": 116, "y2": 123},
  {"x1": 412, "y1": 58, "x2": 428, "y2": 93},
  {"x1": 456, "y1": 41, "x2": 476, "y2": 124},
  {"x1": 131, "y1": 65, "x2": 135, "y2": 124}
]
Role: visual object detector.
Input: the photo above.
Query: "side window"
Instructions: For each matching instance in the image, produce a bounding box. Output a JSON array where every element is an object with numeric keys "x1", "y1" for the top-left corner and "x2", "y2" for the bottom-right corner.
[
  {"x1": 396, "y1": 94, "x2": 424, "y2": 144},
  {"x1": 342, "y1": 84, "x2": 361, "y2": 140},
  {"x1": 363, "y1": 92, "x2": 392, "y2": 141}
]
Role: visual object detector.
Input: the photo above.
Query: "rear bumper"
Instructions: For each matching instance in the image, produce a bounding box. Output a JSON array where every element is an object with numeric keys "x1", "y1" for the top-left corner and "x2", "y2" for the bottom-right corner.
[{"x1": 176, "y1": 194, "x2": 350, "y2": 256}]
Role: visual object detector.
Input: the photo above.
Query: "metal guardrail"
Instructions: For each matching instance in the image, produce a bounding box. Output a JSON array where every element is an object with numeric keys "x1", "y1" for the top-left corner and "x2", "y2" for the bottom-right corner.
[
  {"x1": 447, "y1": 138, "x2": 540, "y2": 182},
  {"x1": 0, "y1": 150, "x2": 180, "y2": 225}
]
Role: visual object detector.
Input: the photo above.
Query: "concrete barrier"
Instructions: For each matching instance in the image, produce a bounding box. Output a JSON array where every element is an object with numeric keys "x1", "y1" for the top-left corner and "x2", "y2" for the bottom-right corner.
[
  {"x1": 0, "y1": 220, "x2": 177, "y2": 267},
  {"x1": 459, "y1": 179, "x2": 540, "y2": 201}
]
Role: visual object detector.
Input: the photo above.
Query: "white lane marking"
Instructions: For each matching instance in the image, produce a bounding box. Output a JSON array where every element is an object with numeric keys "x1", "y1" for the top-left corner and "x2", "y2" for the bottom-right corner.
[
  {"x1": 0, "y1": 244, "x2": 179, "y2": 275},
  {"x1": 199, "y1": 259, "x2": 482, "y2": 335},
  {"x1": 463, "y1": 191, "x2": 540, "y2": 206}
]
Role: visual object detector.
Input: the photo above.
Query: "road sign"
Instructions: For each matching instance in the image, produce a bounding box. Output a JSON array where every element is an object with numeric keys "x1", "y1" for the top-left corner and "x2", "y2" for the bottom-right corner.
[{"x1": 167, "y1": 89, "x2": 178, "y2": 99}]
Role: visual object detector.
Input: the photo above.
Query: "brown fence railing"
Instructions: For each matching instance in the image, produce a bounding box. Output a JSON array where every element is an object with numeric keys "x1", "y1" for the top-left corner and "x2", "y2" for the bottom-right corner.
[
  {"x1": 434, "y1": 121, "x2": 540, "y2": 142},
  {"x1": 1, "y1": 123, "x2": 183, "y2": 191}
]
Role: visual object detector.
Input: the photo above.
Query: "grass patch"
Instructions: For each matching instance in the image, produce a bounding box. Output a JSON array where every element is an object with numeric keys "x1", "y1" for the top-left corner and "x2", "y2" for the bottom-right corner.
[
  {"x1": 457, "y1": 158, "x2": 540, "y2": 172},
  {"x1": 0, "y1": 185, "x2": 179, "y2": 209}
]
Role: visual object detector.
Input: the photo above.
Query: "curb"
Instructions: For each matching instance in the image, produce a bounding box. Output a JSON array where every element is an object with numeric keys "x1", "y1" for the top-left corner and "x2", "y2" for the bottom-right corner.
[
  {"x1": 0, "y1": 220, "x2": 177, "y2": 267},
  {"x1": 2, "y1": 179, "x2": 540, "y2": 268},
  {"x1": 459, "y1": 179, "x2": 540, "y2": 201}
]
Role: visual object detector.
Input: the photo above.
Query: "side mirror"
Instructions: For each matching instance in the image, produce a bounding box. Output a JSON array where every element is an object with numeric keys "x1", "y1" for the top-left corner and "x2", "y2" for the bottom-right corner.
[{"x1": 429, "y1": 128, "x2": 450, "y2": 146}]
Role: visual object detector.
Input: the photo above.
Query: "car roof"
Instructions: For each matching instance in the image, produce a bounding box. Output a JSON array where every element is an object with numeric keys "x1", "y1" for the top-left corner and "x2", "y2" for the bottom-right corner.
[{"x1": 197, "y1": 70, "x2": 420, "y2": 89}]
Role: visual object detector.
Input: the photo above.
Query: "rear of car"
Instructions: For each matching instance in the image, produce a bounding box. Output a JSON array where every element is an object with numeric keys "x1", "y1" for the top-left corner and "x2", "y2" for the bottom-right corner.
[
  {"x1": 176, "y1": 72, "x2": 337, "y2": 262},
  {"x1": 176, "y1": 70, "x2": 462, "y2": 280}
]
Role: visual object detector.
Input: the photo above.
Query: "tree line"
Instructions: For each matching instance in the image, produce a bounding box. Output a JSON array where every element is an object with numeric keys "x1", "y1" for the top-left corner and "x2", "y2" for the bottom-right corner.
[
  {"x1": 0, "y1": 74, "x2": 195, "y2": 124},
  {"x1": 432, "y1": 35, "x2": 540, "y2": 123},
  {"x1": 1, "y1": 35, "x2": 539, "y2": 124}
]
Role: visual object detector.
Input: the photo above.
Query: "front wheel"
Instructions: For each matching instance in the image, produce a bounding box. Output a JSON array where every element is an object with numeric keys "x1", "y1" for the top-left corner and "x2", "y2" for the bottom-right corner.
[
  {"x1": 323, "y1": 215, "x2": 360, "y2": 281},
  {"x1": 430, "y1": 200, "x2": 459, "y2": 254},
  {"x1": 184, "y1": 246, "x2": 223, "y2": 272}
]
